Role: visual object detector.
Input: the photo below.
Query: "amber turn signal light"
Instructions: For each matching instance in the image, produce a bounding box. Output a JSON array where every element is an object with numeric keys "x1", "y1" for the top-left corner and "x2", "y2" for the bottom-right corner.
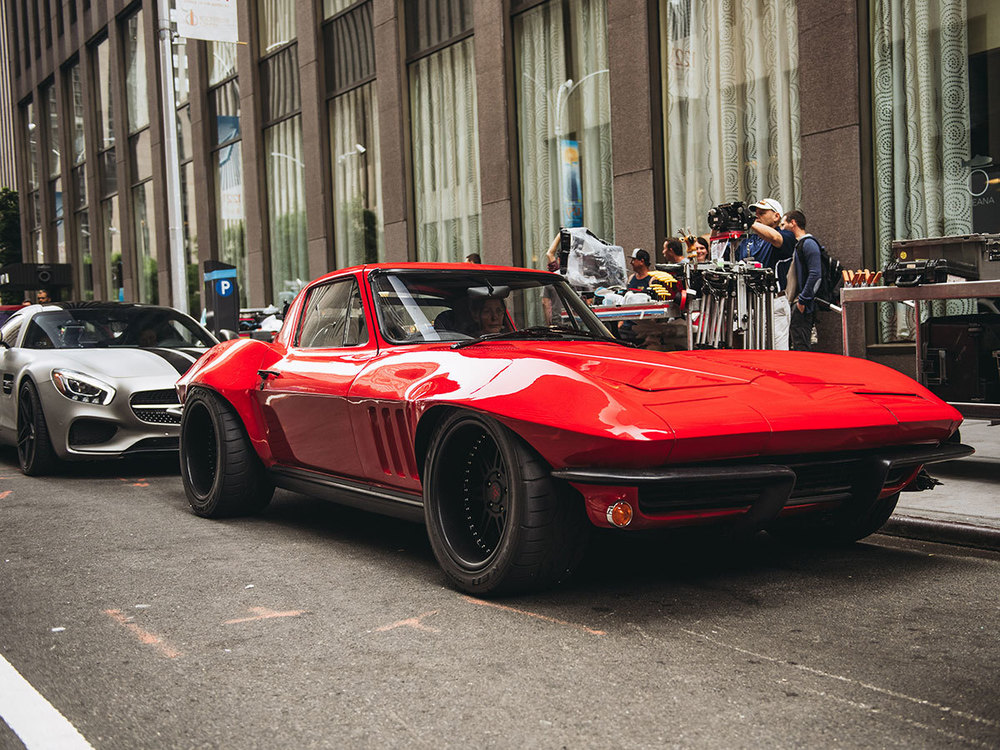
[{"x1": 606, "y1": 502, "x2": 633, "y2": 528}]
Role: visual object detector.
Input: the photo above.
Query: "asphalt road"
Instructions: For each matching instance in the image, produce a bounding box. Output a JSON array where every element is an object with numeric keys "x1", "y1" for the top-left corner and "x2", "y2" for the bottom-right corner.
[{"x1": 1, "y1": 448, "x2": 998, "y2": 749}]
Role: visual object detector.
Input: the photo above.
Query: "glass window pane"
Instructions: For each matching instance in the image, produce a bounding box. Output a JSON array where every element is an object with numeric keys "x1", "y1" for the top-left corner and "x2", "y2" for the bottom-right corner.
[
  {"x1": 69, "y1": 62, "x2": 85, "y2": 165},
  {"x1": 208, "y1": 41, "x2": 238, "y2": 85},
  {"x1": 24, "y1": 100, "x2": 39, "y2": 191},
  {"x1": 131, "y1": 130, "x2": 153, "y2": 184},
  {"x1": 297, "y1": 280, "x2": 368, "y2": 348},
  {"x1": 659, "y1": 0, "x2": 799, "y2": 235},
  {"x1": 323, "y1": 2, "x2": 374, "y2": 96},
  {"x1": 52, "y1": 177, "x2": 66, "y2": 263},
  {"x1": 215, "y1": 142, "x2": 248, "y2": 308},
  {"x1": 125, "y1": 10, "x2": 150, "y2": 133},
  {"x1": 173, "y1": 37, "x2": 190, "y2": 105},
  {"x1": 133, "y1": 180, "x2": 159, "y2": 304},
  {"x1": 72, "y1": 165, "x2": 87, "y2": 210},
  {"x1": 258, "y1": 0, "x2": 297, "y2": 54},
  {"x1": 515, "y1": 0, "x2": 614, "y2": 268},
  {"x1": 77, "y1": 209, "x2": 93, "y2": 300},
  {"x1": 329, "y1": 82, "x2": 383, "y2": 267},
  {"x1": 212, "y1": 80, "x2": 241, "y2": 145},
  {"x1": 45, "y1": 83, "x2": 60, "y2": 178},
  {"x1": 102, "y1": 195, "x2": 123, "y2": 300},
  {"x1": 93, "y1": 38, "x2": 115, "y2": 149},
  {"x1": 406, "y1": 0, "x2": 473, "y2": 55},
  {"x1": 265, "y1": 115, "x2": 307, "y2": 305},
  {"x1": 181, "y1": 161, "x2": 200, "y2": 312},
  {"x1": 100, "y1": 147, "x2": 118, "y2": 197},
  {"x1": 177, "y1": 105, "x2": 192, "y2": 162},
  {"x1": 409, "y1": 38, "x2": 481, "y2": 262},
  {"x1": 260, "y1": 44, "x2": 301, "y2": 124},
  {"x1": 323, "y1": 0, "x2": 353, "y2": 20}
]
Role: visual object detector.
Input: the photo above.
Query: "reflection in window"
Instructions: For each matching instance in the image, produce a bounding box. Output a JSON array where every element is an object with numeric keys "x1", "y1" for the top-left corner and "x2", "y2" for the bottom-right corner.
[
  {"x1": 69, "y1": 62, "x2": 85, "y2": 165},
  {"x1": 514, "y1": 0, "x2": 613, "y2": 269},
  {"x1": 258, "y1": 0, "x2": 297, "y2": 54},
  {"x1": 103, "y1": 196, "x2": 122, "y2": 300},
  {"x1": 124, "y1": 10, "x2": 149, "y2": 133},
  {"x1": 330, "y1": 84, "x2": 383, "y2": 268},
  {"x1": 215, "y1": 142, "x2": 248, "y2": 308},
  {"x1": 208, "y1": 41, "x2": 238, "y2": 86},
  {"x1": 133, "y1": 181, "x2": 158, "y2": 304},
  {"x1": 409, "y1": 38, "x2": 481, "y2": 262},
  {"x1": 659, "y1": 0, "x2": 800, "y2": 234},
  {"x1": 265, "y1": 116, "x2": 307, "y2": 305}
]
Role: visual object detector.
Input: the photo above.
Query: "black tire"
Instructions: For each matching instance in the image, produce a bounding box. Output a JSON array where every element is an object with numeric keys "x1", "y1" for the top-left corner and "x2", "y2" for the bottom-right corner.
[
  {"x1": 180, "y1": 388, "x2": 274, "y2": 517},
  {"x1": 16, "y1": 380, "x2": 59, "y2": 476},
  {"x1": 422, "y1": 411, "x2": 590, "y2": 596}
]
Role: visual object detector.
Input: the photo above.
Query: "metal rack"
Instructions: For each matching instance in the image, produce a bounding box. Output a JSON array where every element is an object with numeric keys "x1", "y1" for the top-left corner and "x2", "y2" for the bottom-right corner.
[{"x1": 839, "y1": 279, "x2": 1000, "y2": 420}]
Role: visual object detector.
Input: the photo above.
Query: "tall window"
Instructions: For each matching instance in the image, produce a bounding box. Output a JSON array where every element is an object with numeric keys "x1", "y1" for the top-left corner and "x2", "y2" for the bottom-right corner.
[
  {"x1": 323, "y1": 0, "x2": 383, "y2": 268},
  {"x1": 23, "y1": 99, "x2": 41, "y2": 262},
  {"x1": 93, "y1": 36, "x2": 121, "y2": 300},
  {"x1": 125, "y1": 9, "x2": 157, "y2": 303},
  {"x1": 43, "y1": 82, "x2": 65, "y2": 263},
  {"x1": 871, "y1": 0, "x2": 993, "y2": 341},
  {"x1": 209, "y1": 41, "x2": 248, "y2": 308},
  {"x1": 659, "y1": 0, "x2": 800, "y2": 235},
  {"x1": 514, "y1": 0, "x2": 613, "y2": 269},
  {"x1": 174, "y1": 38, "x2": 199, "y2": 312},
  {"x1": 68, "y1": 61, "x2": 92, "y2": 299},
  {"x1": 407, "y1": 0, "x2": 481, "y2": 262},
  {"x1": 260, "y1": 0, "x2": 306, "y2": 306}
]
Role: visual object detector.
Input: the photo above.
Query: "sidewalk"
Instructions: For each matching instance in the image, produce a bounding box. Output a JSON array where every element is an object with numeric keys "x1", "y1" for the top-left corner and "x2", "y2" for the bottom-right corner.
[{"x1": 884, "y1": 419, "x2": 1000, "y2": 551}]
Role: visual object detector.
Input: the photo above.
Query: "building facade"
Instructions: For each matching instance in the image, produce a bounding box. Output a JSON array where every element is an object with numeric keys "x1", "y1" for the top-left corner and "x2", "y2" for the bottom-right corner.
[{"x1": 5, "y1": 0, "x2": 999, "y2": 358}]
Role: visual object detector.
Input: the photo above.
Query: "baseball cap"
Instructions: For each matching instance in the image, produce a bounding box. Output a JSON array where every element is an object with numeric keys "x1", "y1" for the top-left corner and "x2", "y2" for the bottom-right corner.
[
  {"x1": 749, "y1": 198, "x2": 783, "y2": 215},
  {"x1": 630, "y1": 248, "x2": 651, "y2": 264}
]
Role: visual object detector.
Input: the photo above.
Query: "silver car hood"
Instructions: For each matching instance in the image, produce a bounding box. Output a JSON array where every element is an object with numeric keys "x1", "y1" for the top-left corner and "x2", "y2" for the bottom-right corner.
[{"x1": 47, "y1": 347, "x2": 205, "y2": 379}]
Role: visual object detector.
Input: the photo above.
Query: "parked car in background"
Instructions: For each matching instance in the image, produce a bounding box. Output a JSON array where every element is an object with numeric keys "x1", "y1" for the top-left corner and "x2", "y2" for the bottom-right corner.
[
  {"x1": 0, "y1": 302, "x2": 218, "y2": 475},
  {"x1": 176, "y1": 264, "x2": 972, "y2": 595}
]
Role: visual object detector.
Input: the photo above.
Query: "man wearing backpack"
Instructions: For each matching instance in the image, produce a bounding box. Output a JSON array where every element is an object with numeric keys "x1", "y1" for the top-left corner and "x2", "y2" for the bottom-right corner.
[{"x1": 782, "y1": 209, "x2": 822, "y2": 351}]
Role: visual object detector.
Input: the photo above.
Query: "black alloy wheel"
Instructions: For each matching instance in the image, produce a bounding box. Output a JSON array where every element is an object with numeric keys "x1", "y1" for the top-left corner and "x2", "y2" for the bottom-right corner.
[
  {"x1": 423, "y1": 411, "x2": 590, "y2": 596},
  {"x1": 17, "y1": 380, "x2": 57, "y2": 476},
  {"x1": 180, "y1": 388, "x2": 274, "y2": 517}
]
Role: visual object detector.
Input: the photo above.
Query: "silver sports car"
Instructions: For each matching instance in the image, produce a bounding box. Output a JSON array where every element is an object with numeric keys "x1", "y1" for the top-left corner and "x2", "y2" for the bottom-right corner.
[{"x1": 0, "y1": 302, "x2": 218, "y2": 475}]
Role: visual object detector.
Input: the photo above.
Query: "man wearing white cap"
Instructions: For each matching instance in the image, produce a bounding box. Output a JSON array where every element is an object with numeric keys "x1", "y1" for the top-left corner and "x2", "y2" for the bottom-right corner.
[{"x1": 736, "y1": 197, "x2": 795, "y2": 349}]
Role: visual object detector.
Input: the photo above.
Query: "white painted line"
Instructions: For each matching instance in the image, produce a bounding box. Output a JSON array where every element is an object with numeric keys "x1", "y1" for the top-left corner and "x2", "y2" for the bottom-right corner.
[{"x1": 0, "y1": 653, "x2": 94, "y2": 750}]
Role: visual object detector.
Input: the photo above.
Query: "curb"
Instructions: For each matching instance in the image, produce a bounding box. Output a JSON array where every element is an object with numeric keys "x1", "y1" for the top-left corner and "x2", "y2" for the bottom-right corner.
[{"x1": 882, "y1": 515, "x2": 1000, "y2": 552}]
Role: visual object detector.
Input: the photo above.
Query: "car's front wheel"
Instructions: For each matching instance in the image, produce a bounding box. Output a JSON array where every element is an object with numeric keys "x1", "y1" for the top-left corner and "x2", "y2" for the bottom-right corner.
[
  {"x1": 180, "y1": 388, "x2": 274, "y2": 517},
  {"x1": 17, "y1": 380, "x2": 58, "y2": 476},
  {"x1": 422, "y1": 411, "x2": 589, "y2": 596}
]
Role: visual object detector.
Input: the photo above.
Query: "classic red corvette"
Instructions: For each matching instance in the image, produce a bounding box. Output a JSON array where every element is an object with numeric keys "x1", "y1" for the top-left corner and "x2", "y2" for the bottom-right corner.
[{"x1": 176, "y1": 263, "x2": 972, "y2": 594}]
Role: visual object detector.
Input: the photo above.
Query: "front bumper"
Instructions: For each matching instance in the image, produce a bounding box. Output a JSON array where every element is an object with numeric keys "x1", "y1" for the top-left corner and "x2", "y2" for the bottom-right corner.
[{"x1": 552, "y1": 442, "x2": 975, "y2": 531}]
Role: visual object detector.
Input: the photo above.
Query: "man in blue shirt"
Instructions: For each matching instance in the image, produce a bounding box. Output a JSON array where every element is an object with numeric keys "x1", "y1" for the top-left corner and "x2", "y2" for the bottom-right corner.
[
  {"x1": 736, "y1": 198, "x2": 795, "y2": 349},
  {"x1": 781, "y1": 209, "x2": 823, "y2": 351}
]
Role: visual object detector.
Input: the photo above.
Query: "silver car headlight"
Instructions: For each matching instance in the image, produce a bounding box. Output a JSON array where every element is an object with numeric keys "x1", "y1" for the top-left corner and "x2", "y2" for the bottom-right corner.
[{"x1": 51, "y1": 369, "x2": 117, "y2": 405}]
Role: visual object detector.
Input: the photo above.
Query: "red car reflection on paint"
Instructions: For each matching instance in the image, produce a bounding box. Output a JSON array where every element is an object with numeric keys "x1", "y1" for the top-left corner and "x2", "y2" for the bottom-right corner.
[{"x1": 176, "y1": 263, "x2": 971, "y2": 595}]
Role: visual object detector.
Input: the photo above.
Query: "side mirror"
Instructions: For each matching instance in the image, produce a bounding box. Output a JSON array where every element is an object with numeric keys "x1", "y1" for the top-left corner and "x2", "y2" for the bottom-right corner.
[
  {"x1": 250, "y1": 330, "x2": 276, "y2": 342},
  {"x1": 218, "y1": 329, "x2": 240, "y2": 341}
]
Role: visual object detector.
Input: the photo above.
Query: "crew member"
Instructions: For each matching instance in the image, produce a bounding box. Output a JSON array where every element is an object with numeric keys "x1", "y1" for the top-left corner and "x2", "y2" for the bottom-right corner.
[
  {"x1": 737, "y1": 198, "x2": 795, "y2": 349},
  {"x1": 626, "y1": 248, "x2": 675, "y2": 300},
  {"x1": 662, "y1": 238, "x2": 686, "y2": 264},
  {"x1": 782, "y1": 209, "x2": 822, "y2": 351}
]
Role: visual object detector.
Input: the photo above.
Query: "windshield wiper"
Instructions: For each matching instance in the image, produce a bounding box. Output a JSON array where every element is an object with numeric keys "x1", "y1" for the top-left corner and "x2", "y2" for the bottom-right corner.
[{"x1": 451, "y1": 325, "x2": 617, "y2": 349}]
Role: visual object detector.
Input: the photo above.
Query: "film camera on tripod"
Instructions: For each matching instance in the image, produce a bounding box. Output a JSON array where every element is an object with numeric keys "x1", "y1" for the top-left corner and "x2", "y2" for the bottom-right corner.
[{"x1": 706, "y1": 201, "x2": 756, "y2": 261}]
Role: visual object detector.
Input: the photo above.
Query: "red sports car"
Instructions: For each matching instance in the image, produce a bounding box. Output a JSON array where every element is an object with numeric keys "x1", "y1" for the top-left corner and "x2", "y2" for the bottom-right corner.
[{"x1": 176, "y1": 263, "x2": 971, "y2": 595}]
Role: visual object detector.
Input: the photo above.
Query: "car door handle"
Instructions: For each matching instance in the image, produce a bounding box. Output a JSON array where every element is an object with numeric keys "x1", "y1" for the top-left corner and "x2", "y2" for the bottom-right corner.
[{"x1": 257, "y1": 369, "x2": 281, "y2": 388}]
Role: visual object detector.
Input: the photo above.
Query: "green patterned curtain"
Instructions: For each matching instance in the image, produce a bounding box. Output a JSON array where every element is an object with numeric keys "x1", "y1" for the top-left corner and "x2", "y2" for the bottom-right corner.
[
  {"x1": 661, "y1": 0, "x2": 801, "y2": 236},
  {"x1": 872, "y1": 0, "x2": 973, "y2": 341}
]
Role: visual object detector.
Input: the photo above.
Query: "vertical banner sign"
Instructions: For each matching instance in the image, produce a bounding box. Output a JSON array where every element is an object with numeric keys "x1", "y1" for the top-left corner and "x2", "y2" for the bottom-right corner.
[
  {"x1": 560, "y1": 140, "x2": 583, "y2": 227},
  {"x1": 176, "y1": 0, "x2": 239, "y2": 43}
]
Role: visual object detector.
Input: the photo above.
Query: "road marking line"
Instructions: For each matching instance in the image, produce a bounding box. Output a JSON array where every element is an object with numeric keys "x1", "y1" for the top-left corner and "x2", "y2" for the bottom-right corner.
[
  {"x1": 0, "y1": 653, "x2": 95, "y2": 750},
  {"x1": 375, "y1": 610, "x2": 440, "y2": 633},
  {"x1": 104, "y1": 610, "x2": 181, "y2": 659},
  {"x1": 0, "y1": 491, "x2": 11, "y2": 500},
  {"x1": 461, "y1": 596, "x2": 606, "y2": 636},
  {"x1": 682, "y1": 628, "x2": 998, "y2": 730},
  {"x1": 223, "y1": 607, "x2": 306, "y2": 625}
]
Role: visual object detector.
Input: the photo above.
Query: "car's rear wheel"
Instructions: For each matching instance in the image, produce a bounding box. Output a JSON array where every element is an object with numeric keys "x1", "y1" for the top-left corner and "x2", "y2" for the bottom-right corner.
[
  {"x1": 180, "y1": 388, "x2": 274, "y2": 517},
  {"x1": 17, "y1": 380, "x2": 58, "y2": 476},
  {"x1": 423, "y1": 411, "x2": 589, "y2": 596}
]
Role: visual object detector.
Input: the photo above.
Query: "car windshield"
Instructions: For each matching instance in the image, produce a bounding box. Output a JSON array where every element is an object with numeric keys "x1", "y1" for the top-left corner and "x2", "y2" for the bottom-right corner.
[
  {"x1": 22, "y1": 307, "x2": 217, "y2": 350},
  {"x1": 369, "y1": 269, "x2": 615, "y2": 345}
]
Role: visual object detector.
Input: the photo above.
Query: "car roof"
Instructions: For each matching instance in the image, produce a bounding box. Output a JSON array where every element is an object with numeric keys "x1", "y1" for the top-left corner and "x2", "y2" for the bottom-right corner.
[{"x1": 309, "y1": 262, "x2": 555, "y2": 286}]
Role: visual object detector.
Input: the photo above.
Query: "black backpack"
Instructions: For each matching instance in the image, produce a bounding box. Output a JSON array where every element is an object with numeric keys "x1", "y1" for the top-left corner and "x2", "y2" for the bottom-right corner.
[{"x1": 798, "y1": 235, "x2": 843, "y2": 308}]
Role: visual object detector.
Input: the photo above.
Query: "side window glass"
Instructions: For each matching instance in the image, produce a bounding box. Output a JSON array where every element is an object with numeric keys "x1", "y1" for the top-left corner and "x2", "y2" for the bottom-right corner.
[
  {"x1": 1, "y1": 318, "x2": 22, "y2": 348},
  {"x1": 296, "y1": 279, "x2": 369, "y2": 348}
]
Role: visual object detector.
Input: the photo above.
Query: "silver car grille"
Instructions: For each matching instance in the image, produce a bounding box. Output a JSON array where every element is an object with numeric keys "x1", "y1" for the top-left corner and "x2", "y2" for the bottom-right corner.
[{"x1": 130, "y1": 389, "x2": 182, "y2": 425}]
